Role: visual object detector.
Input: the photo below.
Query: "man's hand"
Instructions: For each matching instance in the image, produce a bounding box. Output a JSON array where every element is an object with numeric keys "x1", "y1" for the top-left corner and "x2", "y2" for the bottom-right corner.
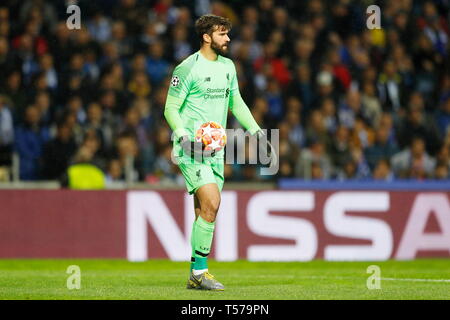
[
  {"x1": 254, "y1": 130, "x2": 277, "y2": 166},
  {"x1": 179, "y1": 135, "x2": 216, "y2": 159}
]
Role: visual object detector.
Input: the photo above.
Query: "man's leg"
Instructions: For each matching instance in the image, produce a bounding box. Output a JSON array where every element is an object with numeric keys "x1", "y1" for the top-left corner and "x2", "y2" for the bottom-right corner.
[
  {"x1": 189, "y1": 194, "x2": 201, "y2": 272},
  {"x1": 178, "y1": 161, "x2": 216, "y2": 273},
  {"x1": 192, "y1": 183, "x2": 220, "y2": 272},
  {"x1": 179, "y1": 159, "x2": 224, "y2": 290},
  {"x1": 188, "y1": 183, "x2": 224, "y2": 290}
]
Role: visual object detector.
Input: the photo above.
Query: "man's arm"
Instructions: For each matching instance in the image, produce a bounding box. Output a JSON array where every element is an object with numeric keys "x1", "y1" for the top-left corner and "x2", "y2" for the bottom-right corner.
[
  {"x1": 229, "y1": 93, "x2": 261, "y2": 134},
  {"x1": 228, "y1": 60, "x2": 261, "y2": 135},
  {"x1": 164, "y1": 91, "x2": 213, "y2": 158},
  {"x1": 228, "y1": 62, "x2": 277, "y2": 173},
  {"x1": 164, "y1": 61, "x2": 194, "y2": 141},
  {"x1": 229, "y1": 93, "x2": 277, "y2": 168},
  {"x1": 163, "y1": 94, "x2": 189, "y2": 141}
]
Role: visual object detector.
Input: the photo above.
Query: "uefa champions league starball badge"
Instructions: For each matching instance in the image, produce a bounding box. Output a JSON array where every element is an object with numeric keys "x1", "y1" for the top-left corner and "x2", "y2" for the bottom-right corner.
[{"x1": 171, "y1": 75, "x2": 180, "y2": 87}]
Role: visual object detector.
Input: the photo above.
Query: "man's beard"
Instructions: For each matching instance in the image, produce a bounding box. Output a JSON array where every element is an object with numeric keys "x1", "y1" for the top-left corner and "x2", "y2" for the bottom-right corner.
[{"x1": 211, "y1": 40, "x2": 229, "y2": 56}]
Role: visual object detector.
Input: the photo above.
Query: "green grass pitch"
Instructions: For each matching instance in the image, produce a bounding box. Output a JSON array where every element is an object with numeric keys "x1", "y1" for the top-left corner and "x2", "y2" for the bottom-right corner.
[{"x1": 0, "y1": 259, "x2": 449, "y2": 300}]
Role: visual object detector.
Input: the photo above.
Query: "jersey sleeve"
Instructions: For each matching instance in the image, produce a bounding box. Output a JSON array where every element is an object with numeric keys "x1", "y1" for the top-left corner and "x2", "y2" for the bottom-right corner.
[
  {"x1": 229, "y1": 93, "x2": 261, "y2": 135},
  {"x1": 167, "y1": 63, "x2": 194, "y2": 100},
  {"x1": 229, "y1": 60, "x2": 240, "y2": 97},
  {"x1": 164, "y1": 94, "x2": 189, "y2": 140},
  {"x1": 227, "y1": 60, "x2": 260, "y2": 134}
]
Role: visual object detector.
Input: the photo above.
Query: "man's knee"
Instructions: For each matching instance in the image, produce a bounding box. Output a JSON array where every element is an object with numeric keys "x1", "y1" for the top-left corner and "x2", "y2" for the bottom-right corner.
[
  {"x1": 201, "y1": 196, "x2": 220, "y2": 222},
  {"x1": 195, "y1": 183, "x2": 221, "y2": 222}
]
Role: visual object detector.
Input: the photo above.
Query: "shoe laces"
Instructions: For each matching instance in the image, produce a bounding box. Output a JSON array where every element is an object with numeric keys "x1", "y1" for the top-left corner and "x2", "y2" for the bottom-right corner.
[{"x1": 204, "y1": 272, "x2": 215, "y2": 280}]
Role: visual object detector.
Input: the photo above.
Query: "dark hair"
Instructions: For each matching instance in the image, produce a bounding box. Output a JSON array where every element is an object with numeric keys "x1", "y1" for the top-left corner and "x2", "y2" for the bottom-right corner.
[{"x1": 195, "y1": 14, "x2": 232, "y2": 45}]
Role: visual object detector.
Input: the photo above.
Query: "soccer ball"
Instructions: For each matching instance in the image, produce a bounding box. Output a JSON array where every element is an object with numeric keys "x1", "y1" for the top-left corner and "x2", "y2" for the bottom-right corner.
[{"x1": 195, "y1": 121, "x2": 227, "y2": 152}]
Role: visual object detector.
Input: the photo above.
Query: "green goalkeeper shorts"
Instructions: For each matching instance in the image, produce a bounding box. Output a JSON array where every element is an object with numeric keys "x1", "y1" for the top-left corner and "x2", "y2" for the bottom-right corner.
[{"x1": 178, "y1": 157, "x2": 224, "y2": 195}]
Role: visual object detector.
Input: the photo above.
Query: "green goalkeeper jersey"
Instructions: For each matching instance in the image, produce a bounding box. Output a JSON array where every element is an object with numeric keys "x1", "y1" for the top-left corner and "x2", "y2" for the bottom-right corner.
[{"x1": 165, "y1": 50, "x2": 261, "y2": 162}]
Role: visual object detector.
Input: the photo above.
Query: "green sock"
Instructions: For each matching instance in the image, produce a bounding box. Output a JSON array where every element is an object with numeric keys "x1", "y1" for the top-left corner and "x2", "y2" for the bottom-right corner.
[
  {"x1": 190, "y1": 219, "x2": 197, "y2": 272},
  {"x1": 193, "y1": 216, "x2": 215, "y2": 271}
]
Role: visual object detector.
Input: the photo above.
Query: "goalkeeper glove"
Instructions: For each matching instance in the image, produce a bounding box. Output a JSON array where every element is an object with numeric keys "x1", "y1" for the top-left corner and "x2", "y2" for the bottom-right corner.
[
  {"x1": 178, "y1": 135, "x2": 216, "y2": 159},
  {"x1": 254, "y1": 130, "x2": 277, "y2": 166}
]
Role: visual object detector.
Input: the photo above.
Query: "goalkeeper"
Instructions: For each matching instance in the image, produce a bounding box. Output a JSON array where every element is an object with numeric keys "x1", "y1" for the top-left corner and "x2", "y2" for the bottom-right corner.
[{"x1": 164, "y1": 14, "x2": 274, "y2": 291}]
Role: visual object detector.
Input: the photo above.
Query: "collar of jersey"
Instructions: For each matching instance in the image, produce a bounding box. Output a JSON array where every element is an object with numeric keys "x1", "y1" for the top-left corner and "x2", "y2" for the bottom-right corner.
[{"x1": 198, "y1": 50, "x2": 221, "y2": 63}]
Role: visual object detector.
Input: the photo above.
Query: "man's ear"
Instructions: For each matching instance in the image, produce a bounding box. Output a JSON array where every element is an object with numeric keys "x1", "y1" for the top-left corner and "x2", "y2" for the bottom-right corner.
[{"x1": 203, "y1": 33, "x2": 211, "y2": 44}]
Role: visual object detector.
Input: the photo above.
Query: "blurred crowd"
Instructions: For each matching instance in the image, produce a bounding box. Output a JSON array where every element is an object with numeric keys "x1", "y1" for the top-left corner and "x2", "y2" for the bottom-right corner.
[{"x1": 0, "y1": 0, "x2": 449, "y2": 185}]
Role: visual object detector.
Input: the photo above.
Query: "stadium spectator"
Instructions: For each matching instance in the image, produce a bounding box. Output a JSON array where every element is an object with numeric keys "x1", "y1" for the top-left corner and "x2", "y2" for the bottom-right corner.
[
  {"x1": 391, "y1": 136, "x2": 436, "y2": 179},
  {"x1": 434, "y1": 163, "x2": 449, "y2": 179},
  {"x1": 170, "y1": 24, "x2": 192, "y2": 63},
  {"x1": 139, "y1": 22, "x2": 158, "y2": 49},
  {"x1": 38, "y1": 53, "x2": 58, "y2": 91},
  {"x1": 127, "y1": 71, "x2": 152, "y2": 99},
  {"x1": 336, "y1": 159, "x2": 358, "y2": 181},
  {"x1": 146, "y1": 40, "x2": 170, "y2": 85},
  {"x1": 277, "y1": 134, "x2": 298, "y2": 180},
  {"x1": 254, "y1": 41, "x2": 291, "y2": 88},
  {"x1": 0, "y1": 70, "x2": 26, "y2": 117},
  {"x1": 329, "y1": 125, "x2": 351, "y2": 170},
  {"x1": 152, "y1": 144, "x2": 179, "y2": 183},
  {"x1": 264, "y1": 79, "x2": 284, "y2": 126},
  {"x1": 350, "y1": 146, "x2": 371, "y2": 179},
  {"x1": 110, "y1": 20, "x2": 133, "y2": 57},
  {"x1": 64, "y1": 145, "x2": 106, "y2": 190},
  {"x1": 119, "y1": 106, "x2": 149, "y2": 150},
  {"x1": 327, "y1": 47, "x2": 352, "y2": 91},
  {"x1": 0, "y1": 96, "x2": 14, "y2": 166},
  {"x1": 86, "y1": 7, "x2": 112, "y2": 44},
  {"x1": 295, "y1": 139, "x2": 332, "y2": 179},
  {"x1": 113, "y1": 131, "x2": 142, "y2": 182},
  {"x1": 66, "y1": 95, "x2": 86, "y2": 125},
  {"x1": 285, "y1": 109, "x2": 305, "y2": 149},
  {"x1": 350, "y1": 117, "x2": 375, "y2": 149},
  {"x1": 230, "y1": 24, "x2": 263, "y2": 63},
  {"x1": 435, "y1": 96, "x2": 450, "y2": 135},
  {"x1": 41, "y1": 120, "x2": 77, "y2": 180},
  {"x1": 81, "y1": 129, "x2": 107, "y2": 171},
  {"x1": 319, "y1": 98, "x2": 337, "y2": 134},
  {"x1": 84, "y1": 102, "x2": 114, "y2": 153},
  {"x1": 361, "y1": 81, "x2": 382, "y2": 128},
  {"x1": 396, "y1": 103, "x2": 441, "y2": 154},
  {"x1": 377, "y1": 59, "x2": 404, "y2": 113},
  {"x1": 61, "y1": 110, "x2": 84, "y2": 147},
  {"x1": 14, "y1": 105, "x2": 50, "y2": 180},
  {"x1": 0, "y1": 0, "x2": 448, "y2": 184},
  {"x1": 0, "y1": 36, "x2": 13, "y2": 81},
  {"x1": 113, "y1": 0, "x2": 150, "y2": 35},
  {"x1": 365, "y1": 124, "x2": 399, "y2": 170},
  {"x1": 105, "y1": 158, "x2": 124, "y2": 184},
  {"x1": 338, "y1": 90, "x2": 365, "y2": 129},
  {"x1": 305, "y1": 109, "x2": 331, "y2": 150},
  {"x1": 289, "y1": 64, "x2": 314, "y2": 113},
  {"x1": 313, "y1": 70, "x2": 339, "y2": 111},
  {"x1": 372, "y1": 159, "x2": 394, "y2": 181}
]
